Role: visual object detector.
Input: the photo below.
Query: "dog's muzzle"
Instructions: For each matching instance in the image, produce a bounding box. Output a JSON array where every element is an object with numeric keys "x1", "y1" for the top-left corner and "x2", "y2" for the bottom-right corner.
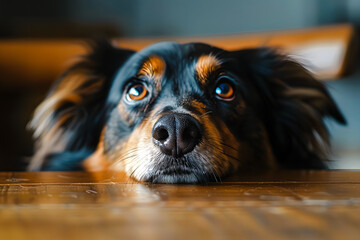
[{"x1": 152, "y1": 113, "x2": 202, "y2": 158}]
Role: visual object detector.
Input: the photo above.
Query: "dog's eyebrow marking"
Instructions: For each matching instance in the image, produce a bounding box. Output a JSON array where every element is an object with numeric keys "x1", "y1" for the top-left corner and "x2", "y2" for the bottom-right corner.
[
  {"x1": 195, "y1": 55, "x2": 221, "y2": 85},
  {"x1": 138, "y1": 55, "x2": 165, "y2": 91},
  {"x1": 192, "y1": 100, "x2": 207, "y2": 114}
]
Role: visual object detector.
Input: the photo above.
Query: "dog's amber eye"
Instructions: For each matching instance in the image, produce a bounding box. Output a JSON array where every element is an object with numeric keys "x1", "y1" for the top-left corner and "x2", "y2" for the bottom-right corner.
[
  {"x1": 215, "y1": 82, "x2": 234, "y2": 100},
  {"x1": 127, "y1": 84, "x2": 148, "y2": 101}
]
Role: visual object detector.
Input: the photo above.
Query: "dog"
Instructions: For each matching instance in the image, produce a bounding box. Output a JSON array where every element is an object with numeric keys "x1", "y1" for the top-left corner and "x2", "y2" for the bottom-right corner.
[{"x1": 28, "y1": 40, "x2": 346, "y2": 183}]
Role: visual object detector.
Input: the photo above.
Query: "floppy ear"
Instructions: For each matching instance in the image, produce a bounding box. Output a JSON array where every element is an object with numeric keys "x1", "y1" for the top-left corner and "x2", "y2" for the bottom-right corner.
[
  {"x1": 28, "y1": 40, "x2": 134, "y2": 171},
  {"x1": 236, "y1": 48, "x2": 346, "y2": 169}
]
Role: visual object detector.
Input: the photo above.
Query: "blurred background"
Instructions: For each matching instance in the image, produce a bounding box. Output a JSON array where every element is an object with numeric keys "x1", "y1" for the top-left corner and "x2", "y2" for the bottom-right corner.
[{"x1": 0, "y1": 0, "x2": 359, "y2": 170}]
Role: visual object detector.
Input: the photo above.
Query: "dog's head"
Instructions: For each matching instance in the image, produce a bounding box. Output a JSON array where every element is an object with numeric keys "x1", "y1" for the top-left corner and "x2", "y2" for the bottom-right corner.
[{"x1": 29, "y1": 40, "x2": 346, "y2": 183}]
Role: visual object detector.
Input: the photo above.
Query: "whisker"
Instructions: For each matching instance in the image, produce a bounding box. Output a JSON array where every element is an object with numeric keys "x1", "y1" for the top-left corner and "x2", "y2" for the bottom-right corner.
[
  {"x1": 193, "y1": 152, "x2": 222, "y2": 183},
  {"x1": 213, "y1": 138, "x2": 238, "y2": 152},
  {"x1": 205, "y1": 141, "x2": 238, "y2": 162},
  {"x1": 200, "y1": 111, "x2": 213, "y2": 118}
]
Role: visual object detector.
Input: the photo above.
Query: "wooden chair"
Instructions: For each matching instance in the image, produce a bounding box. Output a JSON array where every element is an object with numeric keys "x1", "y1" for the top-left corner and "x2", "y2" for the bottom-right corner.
[{"x1": 0, "y1": 24, "x2": 357, "y2": 89}]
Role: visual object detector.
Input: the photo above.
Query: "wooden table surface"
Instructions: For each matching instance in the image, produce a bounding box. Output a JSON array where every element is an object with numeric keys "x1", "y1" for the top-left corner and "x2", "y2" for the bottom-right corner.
[{"x1": 0, "y1": 171, "x2": 359, "y2": 240}]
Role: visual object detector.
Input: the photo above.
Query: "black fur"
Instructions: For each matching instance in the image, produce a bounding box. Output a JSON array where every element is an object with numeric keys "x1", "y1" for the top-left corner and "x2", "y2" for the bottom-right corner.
[
  {"x1": 232, "y1": 48, "x2": 346, "y2": 169},
  {"x1": 29, "y1": 40, "x2": 346, "y2": 183}
]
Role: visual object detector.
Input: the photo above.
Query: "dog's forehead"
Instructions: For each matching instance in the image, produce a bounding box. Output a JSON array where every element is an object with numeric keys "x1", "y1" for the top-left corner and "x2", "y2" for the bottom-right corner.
[
  {"x1": 109, "y1": 42, "x2": 227, "y2": 104},
  {"x1": 114, "y1": 42, "x2": 227, "y2": 83},
  {"x1": 136, "y1": 42, "x2": 225, "y2": 83}
]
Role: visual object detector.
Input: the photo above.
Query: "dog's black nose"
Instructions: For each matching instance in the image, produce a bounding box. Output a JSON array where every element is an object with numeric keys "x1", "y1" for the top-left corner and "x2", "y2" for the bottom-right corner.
[{"x1": 152, "y1": 113, "x2": 202, "y2": 157}]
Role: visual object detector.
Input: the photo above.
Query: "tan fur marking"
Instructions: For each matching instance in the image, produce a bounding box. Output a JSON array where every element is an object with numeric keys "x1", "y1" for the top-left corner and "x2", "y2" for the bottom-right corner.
[
  {"x1": 83, "y1": 128, "x2": 110, "y2": 171},
  {"x1": 27, "y1": 129, "x2": 66, "y2": 171},
  {"x1": 30, "y1": 74, "x2": 104, "y2": 139},
  {"x1": 195, "y1": 55, "x2": 221, "y2": 84},
  {"x1": 192, "y1": 100, "x2": 207, "y2": 114},
  {"x1": 138, "y1": 55, "x2": 165, "y2": 91},
  {"x1": 28, "y1": 71, "x2": 106, "y2": 171},
  {"x1": 109, "y1": 116, "x2": 156, "y2": 176}
]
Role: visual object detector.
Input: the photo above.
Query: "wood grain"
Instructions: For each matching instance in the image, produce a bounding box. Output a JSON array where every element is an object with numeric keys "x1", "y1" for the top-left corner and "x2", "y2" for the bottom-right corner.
[{"x1": 0, "y1": 171, "x2": 359, "y2": 240}]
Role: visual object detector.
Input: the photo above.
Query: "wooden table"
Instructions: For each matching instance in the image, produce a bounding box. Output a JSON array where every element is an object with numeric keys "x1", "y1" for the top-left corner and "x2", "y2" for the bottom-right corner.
[{"x1": 0, "y1": 171, "x2": 359, "y2": 240}]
